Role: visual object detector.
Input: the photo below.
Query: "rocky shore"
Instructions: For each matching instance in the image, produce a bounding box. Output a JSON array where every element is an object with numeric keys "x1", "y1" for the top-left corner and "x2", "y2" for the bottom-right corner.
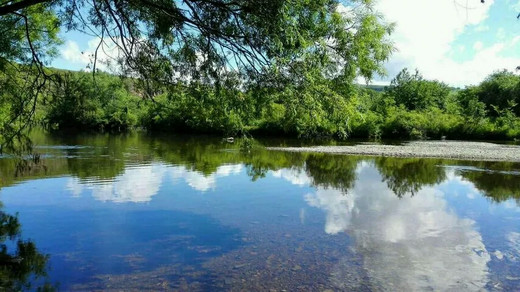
[{"x1": 267, "y1": 141, "x2": 520, "y2": 162}]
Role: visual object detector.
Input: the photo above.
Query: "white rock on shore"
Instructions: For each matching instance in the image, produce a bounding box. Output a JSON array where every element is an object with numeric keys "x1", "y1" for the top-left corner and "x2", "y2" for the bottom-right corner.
[{"x1": 267, "y1": 141, "x2": 520, "y2": 162}]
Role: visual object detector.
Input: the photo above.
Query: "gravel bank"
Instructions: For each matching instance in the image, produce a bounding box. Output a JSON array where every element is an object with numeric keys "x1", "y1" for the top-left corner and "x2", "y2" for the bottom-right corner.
[{"x1": 267, "y1": 141, "x2": 520, "y2": 162}]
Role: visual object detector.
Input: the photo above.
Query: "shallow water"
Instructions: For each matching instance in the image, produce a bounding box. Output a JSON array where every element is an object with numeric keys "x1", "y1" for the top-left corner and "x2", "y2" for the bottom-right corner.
[{"x1": 1, "y1": 133, "x2": 520, "y2": 291}]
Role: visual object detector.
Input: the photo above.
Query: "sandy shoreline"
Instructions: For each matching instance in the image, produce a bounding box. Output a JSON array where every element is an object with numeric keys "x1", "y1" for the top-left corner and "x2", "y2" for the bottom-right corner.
[{"x1": 267, "y1": 141, "x2": 520, "y2": 162}]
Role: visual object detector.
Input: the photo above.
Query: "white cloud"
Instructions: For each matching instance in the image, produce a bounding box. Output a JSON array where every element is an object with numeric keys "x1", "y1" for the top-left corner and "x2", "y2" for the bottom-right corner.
[
  {"x1": 513, "y1": 0, "x2": 520, "y2": 11},
  {"x1": 171, "y1": 166, "x2": 216, "y2": 192},
  {"x1": 59, "y1": 37, "x2": 124, "y2": 72},
  {"x1": 61, "y1": 41, "x2": 91, "y2": 66},
  {"x1": 305, "y1": 188, "x2": 355, "y2": 234},
  {"x1": 66, "y1": 163, "x2": 243, "y2": 201},
  {"x1": 66, "y1": 177, "x2": 83, "y2": 197},
  {"x1": 502, "y1": 200, "x2": 520, "y2": 210},
  {"x1": 436, "y1": 42, "x2": 520, "y2": 86},
  {"x1": 336, "y1": 2, "x2": 357, "y2": 20},
  {"x1": 215, "y1": 164, "x2": 243, "y2": 176},
  {"x1": 443, "y1": 169, "x2": 482, "y2": 198},
  {"x1": 307, "y1": 165, "x2": 490, "y2": 290},
  {"x1": 475, "y1": 24, "x2": 490, "y2": 32},
  {"x1": 506, "y1": 232, "x2": 520, "y2": 261},
  {"x1": 374, "y1": 0, "x2": 520, "y2": 86},
  {"x1": 512, "y1": 36, "x2": 520, "y2": 46}
]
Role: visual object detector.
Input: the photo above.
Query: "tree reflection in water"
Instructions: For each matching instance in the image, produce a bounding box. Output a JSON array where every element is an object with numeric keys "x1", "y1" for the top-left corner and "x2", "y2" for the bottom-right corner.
[
  {"x1": 1, "y1": 132, "x2": 520, "y2": 290},
  {"x1": 459, "y1": 170, "x2": 520, "y2": 204},
  {"x1": 1, "y1": 132, "x2": 519, "y2": 204},
  {"x1": 374, "y1": 157, "x2": 447, "y2": 198}
]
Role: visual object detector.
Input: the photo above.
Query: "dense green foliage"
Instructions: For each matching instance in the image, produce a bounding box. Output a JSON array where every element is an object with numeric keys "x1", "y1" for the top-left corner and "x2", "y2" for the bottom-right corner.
[
  {"x1": 1, "y1": 0, "x2": 394, "y2": 150},
  {"x1": 351, "y1": 68, "x2": 520, "y2": 140},
  {"x1": 4, "y1": 66, "x2": 517, "y2": 141},
  {"x1": 1, "y1": 0, "x2": 520, "y2": 145},
  {"x1": 385, "y1": 69, "x2": 451, "y2": 111},
  {"x1": 375, "y1": 157, "x2": 447, "y2": 197},
  {"x1": 45, "y1": 72, "x2": 143, "y2": 131},
  {"x1": 0, "y1": 1, "x2": 61, "y2": 152}
]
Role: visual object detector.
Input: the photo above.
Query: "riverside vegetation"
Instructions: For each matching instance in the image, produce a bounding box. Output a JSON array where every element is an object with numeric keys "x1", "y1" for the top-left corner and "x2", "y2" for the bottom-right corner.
[
  {"x1": 2, "y1": 0, "x2": 516, "y2": 152},
  {"x1": 3, "y1": 66, "x2": 520, "y2": 141}
]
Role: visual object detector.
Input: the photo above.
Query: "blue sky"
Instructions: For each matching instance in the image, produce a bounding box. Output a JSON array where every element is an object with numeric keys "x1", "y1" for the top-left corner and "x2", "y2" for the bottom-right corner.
[
  {"x1": 51, "y1": 0, "x2": 520, "y2": 87},
  {"x1": 371, "y1": 0, "x2": 520, "y2": 86}
]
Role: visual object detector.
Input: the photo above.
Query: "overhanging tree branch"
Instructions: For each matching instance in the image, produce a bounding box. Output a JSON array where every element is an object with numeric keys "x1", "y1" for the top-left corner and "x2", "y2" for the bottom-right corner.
[{"x1": 0, "y1": 0, "x2": 51, "y2": 16}]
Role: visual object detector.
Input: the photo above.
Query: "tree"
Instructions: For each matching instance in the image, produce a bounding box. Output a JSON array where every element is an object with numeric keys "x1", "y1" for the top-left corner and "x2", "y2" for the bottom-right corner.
[
  {"x1": 375, "y1": 157, "x2": 447, "y2": 197},
  {"x1": 0, "y1": 2, "x2": 61, "y2": 153},
  {"x1": 1, "y1": 0, "x2": 393, "y2": 84},
  {"x1": 460, "y1": 170, "x2": 520, "y2": 203},
  {"x1": 456, "y1": 85, "x2": 487, "y2": 122},
  {"x1": 385, "y1": 68, "x2": 450, "y2": 111},
  {"x1": 0, "y1": 0, "x2": 394, "y2": 147},
  {"x1": 476, "y1": 70, "x2": 520, "y2": 117},
  {"x1": 45, "y1": 71, "x2": 140, "y2": 131}
]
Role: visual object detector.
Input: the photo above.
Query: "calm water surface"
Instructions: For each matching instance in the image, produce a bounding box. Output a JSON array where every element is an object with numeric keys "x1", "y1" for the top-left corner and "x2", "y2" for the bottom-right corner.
[{"x1": 0, "y1": 133, "x2": 519, "y2": 291}]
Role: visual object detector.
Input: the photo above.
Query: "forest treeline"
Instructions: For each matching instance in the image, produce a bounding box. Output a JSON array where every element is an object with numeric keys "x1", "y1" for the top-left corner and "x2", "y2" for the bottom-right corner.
[
  {"x1": 16, "y1": 66, "x2": 520, "y2": 140},
  {"x1": 2, "y1": 0, "x2": 511, "y2": 146}
]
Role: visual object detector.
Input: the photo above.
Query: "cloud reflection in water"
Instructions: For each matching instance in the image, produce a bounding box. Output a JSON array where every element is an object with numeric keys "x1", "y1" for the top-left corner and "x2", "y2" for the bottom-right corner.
[
  {"x1": 67, "y1": 164, "x2": 167, "y2": 203},
  {"x1": 301, "y1": 164, "x2": 491, "y2": 290},
  {"x1": 171, "y1": 164, "x2": 242, "y2": 192},
  {"x1": 66, "y1": 163, "x2": 243, "y2": 202}
]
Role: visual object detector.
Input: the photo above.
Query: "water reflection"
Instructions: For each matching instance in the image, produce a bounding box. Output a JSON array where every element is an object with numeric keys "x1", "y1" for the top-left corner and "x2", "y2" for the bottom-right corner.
[
  {"x1": 0, "y1": 205, "x2": 53, "y2": 290},
  {"x1": 272, "y1": 168, "x2": 312, "y2": 186},
  {"x1": 306, "y1": 164, "x2": 490, "y2": 290},
  {"x1": 2, "y1": 132, "x2": 520, "y2": 290},
  {"x1": 66, "y1": 164, "x2": 167, "y2": 203},
  {"x1": 64, "y1": 163, "x2": 244, "y2": 203},
  {"x1": 2, "y1": 133, "x2": 520, "y2": 204},
  {"x1": 375, "y1": 157, "x2": 447, "y2": 197},
  {"x1": 459, "y1": 170, "x2": 520, "y2": 204},
  {"x1": 507, "y1": 232, "x2": 520, "y2": 262},
  {"x1": 305, "y1": 187, "x2": 353, "y2": 235},
  {"x1": 170, "y1": 164, "x2": 242, "y2": 192}
]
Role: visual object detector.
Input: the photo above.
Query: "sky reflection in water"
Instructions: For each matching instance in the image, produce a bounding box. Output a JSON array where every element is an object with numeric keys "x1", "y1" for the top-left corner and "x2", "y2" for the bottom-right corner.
[{"x1": 0, "y1": 135, "x2": 519, "y2": 290}]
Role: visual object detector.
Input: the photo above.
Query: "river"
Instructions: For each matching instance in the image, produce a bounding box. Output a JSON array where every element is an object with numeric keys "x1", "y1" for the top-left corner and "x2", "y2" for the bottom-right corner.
[{"x1": 0, "y1": 132, "x2": 519, "y2": 291}]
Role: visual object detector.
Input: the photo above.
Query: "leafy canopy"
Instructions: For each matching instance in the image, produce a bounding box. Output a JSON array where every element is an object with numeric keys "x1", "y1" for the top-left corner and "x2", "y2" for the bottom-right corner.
[
  {"x1": 1, "y1": 0, "x2": 393, "y2": 84},
  {"x1": 385, "y1": 68, "x2": 451, "y2": 111},
  {"x1": 0, "y1": 0, "x2": 394, "y2": 148}
]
